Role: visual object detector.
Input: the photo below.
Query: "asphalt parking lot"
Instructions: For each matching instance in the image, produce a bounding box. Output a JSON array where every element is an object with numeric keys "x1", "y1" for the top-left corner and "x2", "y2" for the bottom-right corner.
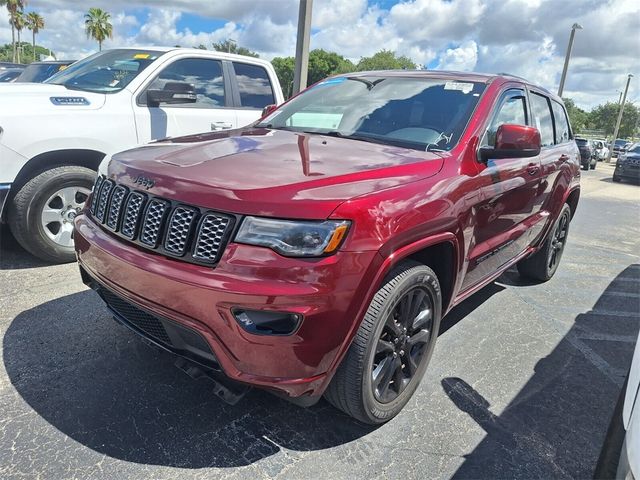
[{"x1": 0, "y1": 162, "x2": 638, "y2": 479}]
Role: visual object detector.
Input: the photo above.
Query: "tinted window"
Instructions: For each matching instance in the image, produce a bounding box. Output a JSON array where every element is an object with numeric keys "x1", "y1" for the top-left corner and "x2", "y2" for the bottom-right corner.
[
  {"x1": 575, "y1": 138, "x2": 588, "y2": 145},
  {"x1": 18, "y1": 64, "x2": 68, "y2": 83},
  {"x1": 258, "y1": 77, "x2": 485, "y2": 152},
  {"x1": 484, "y1": 90, "x2": 527, "y2": 147},
  {"x1": 551, "y1": 100, "x2": 570, "y2": 144},
  {"x1": 145, "y1": 58, "x2": 225, "y2": 107},
  {"x1": 233, "y1": 62, "x2": 274, "y2": 108},
  {"x1": 530, "y1": 93, "x2": 555, "y2": 147}
]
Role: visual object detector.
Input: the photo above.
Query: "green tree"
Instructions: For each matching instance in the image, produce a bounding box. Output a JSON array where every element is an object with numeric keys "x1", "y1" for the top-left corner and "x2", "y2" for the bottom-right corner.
[
  {"x1": 271, "y1": 56, "x2": 295, "y2": 99},
  {"x1": 12, "y1": 9, "x2": 25, "y2": 63},
  {"x1": 84, "y1": 7, "x2": 113, "y2": 51},
  {"x1": 589, "y1": 101, "x2": 639, "y2": 138},
  {"x1": 308, "y1": 49, "x2": 354, "y2": 85},
  {"x1": 212, "y1": 40, "x2": 259, "y2": 58},
  {"x1": 271, "y1": 49, "x2": 355, "y2": 99},
  {"x1": 1, "y1": 0, "x2": 26, "y2": 62},
  {"x1": 356, "y1": 49, "x2": 416, "y2": 71},
  {"x1": 0, "y1": 42, "x2": 49, "y2": 62},
  {"x1": 26, "y1": 11, "x2": 44, "y2": 62},
  {"x1": 562, "y1": 98, "x2": 589, "y2": 133}
]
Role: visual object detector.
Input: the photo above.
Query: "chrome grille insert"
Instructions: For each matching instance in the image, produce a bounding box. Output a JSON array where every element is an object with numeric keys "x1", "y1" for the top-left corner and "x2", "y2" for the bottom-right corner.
[
  {"x1": 95, "y1": 180, "x2": 113, "y2": 222},
  {"x1": 140, "y1": 199, "x2": 169, "y2": 247},
  {"x1": 121, "y1": 192, "x2": 146, "y2": 239},
  {"x1": 193, "y1": 214, "x2": 231, "y2": 262},
  {"x1": 89, "y1": 176, "x2": 104, "y2": 215},
  {"x1": 106, "y1": 185, "x2": 128, "y2": 230},
  {"x1": 165, "y1": 206, "x2": 197, "y2": 255}
]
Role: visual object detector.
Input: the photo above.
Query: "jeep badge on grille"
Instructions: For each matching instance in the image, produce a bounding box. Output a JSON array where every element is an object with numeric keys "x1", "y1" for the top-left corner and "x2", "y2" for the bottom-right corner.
[{"x1": 134, "y1": 175, "x2": 156, "y2": 190}]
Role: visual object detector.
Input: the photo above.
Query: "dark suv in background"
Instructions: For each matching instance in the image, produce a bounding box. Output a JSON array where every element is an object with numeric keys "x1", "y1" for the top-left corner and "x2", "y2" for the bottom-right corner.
[
  {"x1": 575, "y1": 137, "x2": 596, "y2": 170},
  {"x1": 75, "y1": 71, "x2": 580, "y2": 424}
]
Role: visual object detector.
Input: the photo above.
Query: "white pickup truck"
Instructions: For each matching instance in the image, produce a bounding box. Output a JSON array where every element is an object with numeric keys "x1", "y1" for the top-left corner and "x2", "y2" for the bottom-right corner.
[{"x1": 0, "y1": 47, "x2": 284, "y2": 262}]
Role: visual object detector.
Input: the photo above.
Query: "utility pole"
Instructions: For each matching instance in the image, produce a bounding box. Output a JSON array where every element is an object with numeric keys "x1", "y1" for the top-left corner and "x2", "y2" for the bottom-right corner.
[
  {"x1": 558, "y1": 23, "x2": 583, "y2": 97},
  {"x1": 607, "y1": 74, "x2": 634, "y2": 163},
  {"x1": 292, "y1": 0, "x2": 313, "y2": 96}
]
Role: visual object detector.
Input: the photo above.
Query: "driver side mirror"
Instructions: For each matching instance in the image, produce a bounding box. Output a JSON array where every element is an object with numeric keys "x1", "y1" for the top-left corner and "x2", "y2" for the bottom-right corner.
[
  {"x1": 147, "y1": 81, "x2": 197, "y2": 107},
  {"x1": 261, "y1": 104, "x2": 278, "y2": 118},
  {"x1": 479, "y1": 124, "x2": 541, "y2": 162}
]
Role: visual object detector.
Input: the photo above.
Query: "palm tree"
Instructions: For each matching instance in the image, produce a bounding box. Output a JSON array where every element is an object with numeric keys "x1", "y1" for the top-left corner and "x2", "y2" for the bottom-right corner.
[
  {"x1": 84, "y1": 8, "x2": 112, "y2": 51},
  {"x1": 13, "y1": 10, "x2": 25, "y2": 63},
  {"x1": 1, "y1": 0, "x2": 26, "y2": 62},
  {"x1": 26, "y1": 11, "x2": 44, "y2": 62}
]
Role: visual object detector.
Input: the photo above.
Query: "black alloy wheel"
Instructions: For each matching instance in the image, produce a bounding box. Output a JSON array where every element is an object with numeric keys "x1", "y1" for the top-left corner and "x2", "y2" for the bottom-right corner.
[{"x1": 372, "y1": 286, "x2": 433, "y2": 403}]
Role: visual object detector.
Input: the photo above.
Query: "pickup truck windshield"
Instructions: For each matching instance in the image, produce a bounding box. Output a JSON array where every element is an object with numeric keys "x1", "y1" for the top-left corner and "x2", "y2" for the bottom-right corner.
[
  {"x1": 46, "y1": 49, "x2": 164, "y2": 93},
  {"x1": 257, "y1": 76, "x2": 485, "y2": 151}
]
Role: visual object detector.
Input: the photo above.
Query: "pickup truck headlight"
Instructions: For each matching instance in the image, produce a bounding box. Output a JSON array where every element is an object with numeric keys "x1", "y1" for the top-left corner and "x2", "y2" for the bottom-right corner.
[
  {"x1": 235, "y1": 217, "x2": 350, "y2": 257},
  {"x1": 97, "y1": 154, "x2": 111, "y2": 176}
]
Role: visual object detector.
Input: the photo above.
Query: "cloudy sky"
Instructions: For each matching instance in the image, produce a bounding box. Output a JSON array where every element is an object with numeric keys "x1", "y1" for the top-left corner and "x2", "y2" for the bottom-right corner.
[{"x1": 1, "y1": 0, "x2": 638, "y2": 109}]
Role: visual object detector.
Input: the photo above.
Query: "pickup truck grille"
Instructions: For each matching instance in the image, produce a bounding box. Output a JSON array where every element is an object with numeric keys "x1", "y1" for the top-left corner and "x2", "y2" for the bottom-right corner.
[{"x1": 88, "y1": 175, "x2": 235, "y2": 266}]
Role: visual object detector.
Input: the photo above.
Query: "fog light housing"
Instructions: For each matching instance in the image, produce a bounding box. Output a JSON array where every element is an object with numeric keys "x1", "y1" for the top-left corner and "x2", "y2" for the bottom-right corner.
[{"x1": 232, "y1": 308, "x2": 302, "y2": 336}]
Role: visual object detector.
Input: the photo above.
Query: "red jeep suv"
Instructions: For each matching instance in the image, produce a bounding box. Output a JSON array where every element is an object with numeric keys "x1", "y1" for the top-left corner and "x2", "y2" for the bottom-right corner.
[{"x1": 74, "y1": 71, "x2": 580, "y2": 424}]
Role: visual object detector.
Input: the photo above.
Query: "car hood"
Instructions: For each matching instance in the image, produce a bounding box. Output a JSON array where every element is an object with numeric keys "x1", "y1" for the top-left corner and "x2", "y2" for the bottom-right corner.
[
  {"x1": 108, "y1": 128, "x2": 446, "y2": 219},
  {"x1": 0, "y1": 83, "x2": 106, "y2": 111}
]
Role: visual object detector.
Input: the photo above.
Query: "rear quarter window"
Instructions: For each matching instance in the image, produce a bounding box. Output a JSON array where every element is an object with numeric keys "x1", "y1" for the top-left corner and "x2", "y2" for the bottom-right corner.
[
  {"x1": 232, "y1": 62, "x2": 275, "y2": 109},
  {"x1": 530, "y1": 92, "x2": 555, "y2": 147}
]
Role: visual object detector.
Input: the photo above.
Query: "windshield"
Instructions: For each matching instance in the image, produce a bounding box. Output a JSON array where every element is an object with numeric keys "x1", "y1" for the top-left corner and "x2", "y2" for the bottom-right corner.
[
  {"x1": 257, "y1": 76, "x2": 486, "y2": 151},
  {"x1": 614, "y1": 139, "x2": 627, "y2": 146},
  {"x1": 46, "y1": 49, "x2": 164, "y2": 93},
  {"x1": 628, "y1": 145, "x2": 640, "y2": 154},
  {"x1": 575, "y1": 139, "x2": 588, "y2": 145}
]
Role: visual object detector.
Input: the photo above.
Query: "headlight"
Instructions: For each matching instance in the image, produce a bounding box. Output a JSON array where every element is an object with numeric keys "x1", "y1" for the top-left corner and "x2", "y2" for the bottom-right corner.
[
  {"x1": 97, "y1": 154, "x2": 112, "y2": 176},
  {"x1": 235, "y1": 217, "x2": 350, "y2": 257}
]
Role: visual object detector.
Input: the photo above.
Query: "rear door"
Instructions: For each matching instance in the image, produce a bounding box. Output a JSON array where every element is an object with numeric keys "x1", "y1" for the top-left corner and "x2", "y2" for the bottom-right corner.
[
  {"x1": 230, "y1": 61, "x2": 278, "y2": 128},
  {"x1": 133, "y1": 57, "x2": 237, "y2": 142},
  {"x1": 463, "y1": 87, "x2": 542, "y2": 290}
]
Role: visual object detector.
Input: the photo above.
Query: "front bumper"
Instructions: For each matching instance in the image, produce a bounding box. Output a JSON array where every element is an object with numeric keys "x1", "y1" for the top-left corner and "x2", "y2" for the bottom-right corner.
[{"x1": 74, "y1": 213, "x2": 380, "y2": 399}]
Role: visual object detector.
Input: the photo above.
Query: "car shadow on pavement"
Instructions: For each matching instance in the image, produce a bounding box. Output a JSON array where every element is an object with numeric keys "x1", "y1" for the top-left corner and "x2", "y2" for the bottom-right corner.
[
  {"x1": 442, "y1": 265, "x2": 640, "y2": 479},
  {"x1": 3, "y1": 288, "x2": 378, "y2": 468},
  {"x1": 0, "y1": 227, "x2": 50, "y2": 270},
  {"x1": 3, "y1": 268, "x2": 510, "y2": 469}
]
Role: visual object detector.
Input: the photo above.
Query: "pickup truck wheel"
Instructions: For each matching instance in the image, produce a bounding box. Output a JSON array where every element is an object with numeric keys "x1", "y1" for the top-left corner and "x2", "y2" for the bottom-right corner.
[
  {"x1": 324, "y1": 260, "x2": 442, "y2": 424},
  {"x1": 8, "y1": 166, "x2": 95, "y2": 263},
  {"x1": 517, "y1": 203, "x2": 571, "y2": 282}
]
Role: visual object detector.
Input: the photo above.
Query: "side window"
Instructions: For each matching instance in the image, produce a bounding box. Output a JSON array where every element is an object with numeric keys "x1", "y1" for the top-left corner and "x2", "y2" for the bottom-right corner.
[
  {"x1": 483, "y1": 90, "x2": 527, "y2": 147},
  {"x1": 232, "y1": 62, "x2": 275, "y2": 109},
  {"x1": 142, "y1": 58, "x2": 225, "y2": 108},
  {"x1": 530, "y1": 93, "x2": 555, "y2": 147},
  {"x1": 551, "y1": 100, "x2": 570, "y2": 144}
]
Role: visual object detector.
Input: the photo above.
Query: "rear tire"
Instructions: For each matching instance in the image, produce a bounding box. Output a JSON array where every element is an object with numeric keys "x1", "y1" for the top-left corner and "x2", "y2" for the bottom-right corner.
[
  {"x1": 517, "y1": 203, "x2": 571, "y2": 282},
  {"x1": 8, "y1": 166, "x2": 95, "y2": 263},
  {"x1": 613, "y1": 174, "x2": 622, "y2": 183},
  {"x1": 324, "y1": 260, "x2": 442, "y2": 424}
]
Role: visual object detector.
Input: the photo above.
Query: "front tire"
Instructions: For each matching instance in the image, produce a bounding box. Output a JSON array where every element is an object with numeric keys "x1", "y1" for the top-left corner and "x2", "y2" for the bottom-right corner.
[
  {"x1": 8, "y1": 166, "x2": 95, "y2": 263},
  {"x1": 324, "y1": 260, "x2": 442, "y2": 424},
  {"x1": 517, "y1": 203, "x2": 571, "y2": 282}
]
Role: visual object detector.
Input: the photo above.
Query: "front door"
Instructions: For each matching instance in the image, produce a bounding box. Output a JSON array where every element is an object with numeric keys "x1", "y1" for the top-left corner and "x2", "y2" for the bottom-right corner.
[
  {"x1": 133, "y1": 57, "x2": 237, "y2": 143},
  {"x1": 462, "y1": 88, "x2": 543, "y2": 290}
]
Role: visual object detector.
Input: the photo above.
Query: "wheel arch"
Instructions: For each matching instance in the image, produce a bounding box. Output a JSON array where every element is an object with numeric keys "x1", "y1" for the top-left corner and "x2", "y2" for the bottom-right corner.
[
  {"x1": 3, "y1": 149, "x2": 104, "y2": 220},
  {"x1": 565, "y1": 187, "x2": 580, "y2": 219}
]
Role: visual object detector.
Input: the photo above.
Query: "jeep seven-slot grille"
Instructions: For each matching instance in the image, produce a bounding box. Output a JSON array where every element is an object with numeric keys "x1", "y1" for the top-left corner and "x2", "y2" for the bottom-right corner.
[{"x1": 88, "y1": 175, "x2": 235, "y2": 266}]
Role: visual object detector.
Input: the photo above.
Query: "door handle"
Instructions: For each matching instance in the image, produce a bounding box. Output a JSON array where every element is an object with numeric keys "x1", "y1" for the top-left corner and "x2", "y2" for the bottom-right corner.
[
  {"x1": 526, "y1": 163, "x2": 539, "y2": 176},
  {"x1": 211, "y1": 121, "x2": 233, "y2": 131}
]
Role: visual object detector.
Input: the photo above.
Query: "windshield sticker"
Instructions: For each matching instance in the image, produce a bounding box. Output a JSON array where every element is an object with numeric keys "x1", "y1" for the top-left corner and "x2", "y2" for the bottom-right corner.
[
  {"x1": 133, "y1": 53, "x2": 151, "y2": 59},
  {"x1": 444, "y1": 81, "x2": 474, "y2": 94}
]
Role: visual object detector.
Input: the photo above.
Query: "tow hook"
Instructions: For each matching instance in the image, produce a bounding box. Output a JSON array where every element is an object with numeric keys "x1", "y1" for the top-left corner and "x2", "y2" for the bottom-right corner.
[{"x1": 174, "y1": 357, "x2": 251, "y2": 405}]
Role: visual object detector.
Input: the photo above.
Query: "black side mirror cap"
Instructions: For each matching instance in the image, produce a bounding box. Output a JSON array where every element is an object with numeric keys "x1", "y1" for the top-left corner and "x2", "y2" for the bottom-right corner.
[{"x1": 147, "y1": 81, "x2": 197, "y2": 107}]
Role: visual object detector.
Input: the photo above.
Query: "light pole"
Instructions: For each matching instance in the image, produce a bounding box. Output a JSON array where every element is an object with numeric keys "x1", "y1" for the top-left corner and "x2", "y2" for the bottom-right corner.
[
  {"x1": 227, "y1": 38, "x2": 236, "y2": 54},
  {"x1": 607, "y1": 74, "x2": 634, "y2": 163},
  {"x1": 557, "y1": 23, "x2": 583, "y2": 98},
  {"x1": 292, "y1": 0, "x2": 313, "y2": 96}
]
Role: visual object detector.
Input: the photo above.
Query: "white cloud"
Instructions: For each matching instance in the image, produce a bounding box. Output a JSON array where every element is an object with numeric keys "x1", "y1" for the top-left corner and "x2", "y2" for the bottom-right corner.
[{"x1": 436, "y1": 40, "x2": 478, "y2": 71}]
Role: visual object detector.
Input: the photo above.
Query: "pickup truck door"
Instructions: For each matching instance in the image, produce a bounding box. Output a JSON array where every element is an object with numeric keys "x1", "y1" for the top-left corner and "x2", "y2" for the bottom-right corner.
[
  {"x1": 462, "y1": 88, "x2": 543, "y2": 290},
  {"x1": 228, "y1": 60, "x2": 280, "y2": 128},
  {"x1": 132, "y1": 57, "x2": 238, "y2": 143}
]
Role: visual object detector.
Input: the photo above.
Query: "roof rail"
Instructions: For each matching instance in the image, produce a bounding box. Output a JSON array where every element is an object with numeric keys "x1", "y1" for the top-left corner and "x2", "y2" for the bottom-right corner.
[{"x1": 497, "y1": 72, "x2": 531, "y2": 82}]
